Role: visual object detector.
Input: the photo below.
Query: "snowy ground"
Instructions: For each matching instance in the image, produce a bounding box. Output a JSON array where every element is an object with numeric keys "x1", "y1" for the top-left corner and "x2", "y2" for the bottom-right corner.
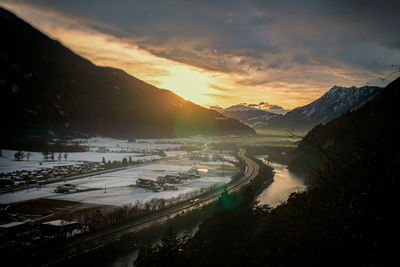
[
  {"x1": 0, "y1": 135, "x2": 225, "y2": 174},
  {"x1": 0, "y1": 149, "x2": 164, "y2": 173},
  {"x1": 0, "y1": 156, "x2": 236, "y2": 206},
  {"x1": 0, "y1": 136, "x2": 237, "y2": 206},
  {"x1": 69, "y1": 137, "x2": 198, "y2": 151}
]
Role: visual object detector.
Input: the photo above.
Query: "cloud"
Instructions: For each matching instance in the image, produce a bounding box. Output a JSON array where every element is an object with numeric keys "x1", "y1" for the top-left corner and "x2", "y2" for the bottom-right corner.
[
  {"x1": 209, "y1": 105, "x2": 223, "y2": 111},
  {"x1": 208, "y1": 83, "x2": 234, "y2": 93},
  {"x1": 246, "y1": 15, "x2": 274, "y2": 27},
  {"x1": 233, "y1": 102, "x2": 289, "y2": 114},
  {"x1": 204, "y1": 93, "x2": 239, "y2": 102},
  {"x1": 2, "y1": 0, "x2": 399, "y2": 110}
]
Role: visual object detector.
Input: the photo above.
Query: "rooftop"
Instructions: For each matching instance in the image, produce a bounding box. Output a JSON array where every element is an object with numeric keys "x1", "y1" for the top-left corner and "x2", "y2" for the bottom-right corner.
[{"x1": 42, "y1": 219, "x2": 77, "y2": 227}]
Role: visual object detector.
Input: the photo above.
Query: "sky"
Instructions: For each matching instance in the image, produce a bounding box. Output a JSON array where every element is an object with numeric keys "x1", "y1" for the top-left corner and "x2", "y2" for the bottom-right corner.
[{"x1": 1, "y1": 0, "x2": 399, "y2": 111}]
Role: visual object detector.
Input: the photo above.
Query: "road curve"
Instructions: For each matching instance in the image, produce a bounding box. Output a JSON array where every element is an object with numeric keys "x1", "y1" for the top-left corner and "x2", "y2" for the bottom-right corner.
[{"x1": 44, "y1": 148, "x2": 259, "y2": 266}]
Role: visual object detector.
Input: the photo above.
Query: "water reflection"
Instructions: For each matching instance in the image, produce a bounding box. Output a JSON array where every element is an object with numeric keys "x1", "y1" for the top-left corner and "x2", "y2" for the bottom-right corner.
[{"x1": 256, "y1": 156, "x2": 306, "y2": 207}]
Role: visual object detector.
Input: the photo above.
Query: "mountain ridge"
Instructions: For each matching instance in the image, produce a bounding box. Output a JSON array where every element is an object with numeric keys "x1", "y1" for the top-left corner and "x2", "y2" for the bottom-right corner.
[
  {"x1": 264, "y1": 84, "x2": 383, "y2": 132},
  {"x1": 288, "y1": 76, "x2": 399, "y2": 174},
  {"x1": 0, "y1": 7, "x2": 255, "y2": 142},
  {"x1": 213, "y1": 105, "x2": 283, "y2": 128}
]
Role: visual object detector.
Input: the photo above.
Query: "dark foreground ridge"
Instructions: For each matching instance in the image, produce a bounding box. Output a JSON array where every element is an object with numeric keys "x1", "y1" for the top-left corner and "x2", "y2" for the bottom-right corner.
[{"x1": 0, "y1": 7, "x2": 255, "y2": 142}]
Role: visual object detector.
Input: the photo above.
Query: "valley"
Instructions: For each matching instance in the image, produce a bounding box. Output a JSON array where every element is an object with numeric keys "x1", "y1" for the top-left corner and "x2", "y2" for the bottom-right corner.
[{"x1": 0, "y1": 2, "x2": 398, "y2": 266}]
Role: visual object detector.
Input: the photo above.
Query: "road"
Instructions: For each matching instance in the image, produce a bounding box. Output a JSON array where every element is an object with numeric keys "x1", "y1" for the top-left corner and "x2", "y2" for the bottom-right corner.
[{"x1": 44, "y1": 148, "x2": 259, "y2": 266}]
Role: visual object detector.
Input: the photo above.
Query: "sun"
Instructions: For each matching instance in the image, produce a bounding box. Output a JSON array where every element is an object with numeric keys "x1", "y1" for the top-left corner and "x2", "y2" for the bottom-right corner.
[{"x1": 157, "y1": 65, "x2": 215, "y2": 105}]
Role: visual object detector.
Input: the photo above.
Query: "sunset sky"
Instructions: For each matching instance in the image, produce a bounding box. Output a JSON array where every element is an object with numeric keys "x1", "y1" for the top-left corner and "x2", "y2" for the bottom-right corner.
[{"x1": 1, "y1": 0, "x2": 399, "y2": 111}]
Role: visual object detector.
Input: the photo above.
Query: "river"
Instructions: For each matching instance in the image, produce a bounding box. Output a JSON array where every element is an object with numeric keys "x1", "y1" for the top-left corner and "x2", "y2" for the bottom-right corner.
[
  {"x1": 108, "y1": 156, "x2": 306, "y2": 266},
  {"x1": 256, "y1": 155, "x2": 306, "y2": 207}
]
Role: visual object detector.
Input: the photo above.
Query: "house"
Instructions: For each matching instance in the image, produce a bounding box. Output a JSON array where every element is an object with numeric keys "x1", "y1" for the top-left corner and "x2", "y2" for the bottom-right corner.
[
  {"x1": 136, "y1": 178, "x2": 163, "y2": 191},
  {"x1": 136, "y1": 178, "x2": 154, "y2": 188}
]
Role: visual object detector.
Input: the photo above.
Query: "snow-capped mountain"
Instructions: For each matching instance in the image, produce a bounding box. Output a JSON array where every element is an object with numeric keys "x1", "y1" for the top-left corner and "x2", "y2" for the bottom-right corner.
[
  {"x1": 266, "y1": 85, "x2": 383, "y2": 131},
  {"x1": 215, "y1": 105, "x2": 283, "y2": 128}
]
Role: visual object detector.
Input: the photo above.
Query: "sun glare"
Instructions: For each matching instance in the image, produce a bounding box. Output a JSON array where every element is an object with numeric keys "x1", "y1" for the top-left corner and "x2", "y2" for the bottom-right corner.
[{"x1": 157, "y1": 65, "x2": 214, "y2": 105}]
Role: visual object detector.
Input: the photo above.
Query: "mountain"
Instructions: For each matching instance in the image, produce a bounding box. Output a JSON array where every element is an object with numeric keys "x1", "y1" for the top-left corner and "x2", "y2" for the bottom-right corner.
[
  {"x1": 288, "y1": 77, "x2": 399, "y2": 174},
  {"x1": 265, "y1": 85, "x2": 383, "y2": 132},
  {"x1": 0, "y1": 7, "x2": 255, "y2": 143},
  {"x1": 214, "y1": 105, "x2": 283, "y2": 128}
]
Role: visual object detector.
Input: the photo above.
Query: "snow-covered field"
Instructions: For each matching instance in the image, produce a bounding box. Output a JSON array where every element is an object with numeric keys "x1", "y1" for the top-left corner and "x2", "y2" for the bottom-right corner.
[
  {"x1": 0, "y1": 136, "x2": 193, "y2": 173},
  {"x1": 0, "y1": 136, "x2": 239, "y2": 206},
  {"x1": 0, "y1": 149, "x2": 163, "y2": 173},
  {"x1": 70, "y1": 137, "x2": 194, "y2": 151},
  {"x1": 0, "y1": 156, "x2": 236, "y2": 206}
]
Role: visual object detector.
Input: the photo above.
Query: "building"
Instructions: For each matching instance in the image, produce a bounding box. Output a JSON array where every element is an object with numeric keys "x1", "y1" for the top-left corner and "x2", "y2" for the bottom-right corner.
[{"x1": 136, "y1": 178, "x2": 163, "y2": 191}]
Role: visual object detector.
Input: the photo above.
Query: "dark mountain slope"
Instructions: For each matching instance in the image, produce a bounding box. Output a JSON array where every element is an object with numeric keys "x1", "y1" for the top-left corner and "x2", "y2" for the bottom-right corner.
[
  {"x1": 266, "y1": 85, "x2": 382, "y2": 132},
  {"x1": 289, "y1": 77, "x2": 399, "y2": 174},
  {"x1": 0, "y1": 7, "x2": 255, "y2": 142}
]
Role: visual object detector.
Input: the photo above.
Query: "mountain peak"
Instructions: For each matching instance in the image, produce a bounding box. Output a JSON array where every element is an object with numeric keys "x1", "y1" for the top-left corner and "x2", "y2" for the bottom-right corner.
[
  {"x1": 263, "y1": 84, "x2": 383, "y2": 132},
  {"x1": 218, "y1": 105, "x2": 283, "y2": 129},
  {"x1": 225, "y1": 105, "x2": 260, "y2": 112}
]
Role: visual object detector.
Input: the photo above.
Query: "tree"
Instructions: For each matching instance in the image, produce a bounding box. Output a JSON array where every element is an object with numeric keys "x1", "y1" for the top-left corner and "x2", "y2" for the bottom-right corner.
[
  {"x1": 102, "y1": 156, "x2": 106, "y2": 164},
  {"x1": 14, "y1": 151, "x2": 24, "y2": 161},
  {"x1": 135, "y1": 227, "x2": 184, "y2": 267},
  {"x1": 42, "y1": 151, "x2": 49, "y2": 161},
  {"x1": 129, "y1": 156, "x2": 132, "y2": 164},
  {"x1": 160, "y1": 227, "x2": 181, "y2": 254},
  {"x1": 58, "y1": 153, "x2": 62, "y2": 161},
  {"x1": 122, "y1": 157, "x2": 128, "y2": 166},
  {"x1": 50, "y1": 151, "x2": 55, "y2": 161},
  {"x1": 64, "y1": 153, "x2": 68, "y2": 161},
  {"x1": 26, "y1": 152, "x2": 31, "y2": 161}
]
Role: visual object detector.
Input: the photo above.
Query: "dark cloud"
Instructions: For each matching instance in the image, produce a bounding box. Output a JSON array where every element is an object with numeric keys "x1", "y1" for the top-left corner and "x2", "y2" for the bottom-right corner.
[{"x1": 246, "y1": 15, "x2": 274, "y2": 27}]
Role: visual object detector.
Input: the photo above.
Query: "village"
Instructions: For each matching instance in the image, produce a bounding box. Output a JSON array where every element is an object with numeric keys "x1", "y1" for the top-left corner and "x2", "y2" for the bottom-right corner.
[
  {"x1": 0, "y1": 151, "x2": 164, "y2": 193},
  {"x1": 0, "y1": 137, "x2": 240, "y2": 255}
]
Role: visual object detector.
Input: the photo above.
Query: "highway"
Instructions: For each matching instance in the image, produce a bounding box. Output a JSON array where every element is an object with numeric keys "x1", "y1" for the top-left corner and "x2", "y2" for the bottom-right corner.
[{"x1": 44, "y1": 148, "x2": 259, "y2": 266}]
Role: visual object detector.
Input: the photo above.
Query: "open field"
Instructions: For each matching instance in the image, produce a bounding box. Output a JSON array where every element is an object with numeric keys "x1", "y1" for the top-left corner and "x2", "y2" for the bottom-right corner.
[{"x1": 0, "y1": 154, "x2": 236, "y2": 206}]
